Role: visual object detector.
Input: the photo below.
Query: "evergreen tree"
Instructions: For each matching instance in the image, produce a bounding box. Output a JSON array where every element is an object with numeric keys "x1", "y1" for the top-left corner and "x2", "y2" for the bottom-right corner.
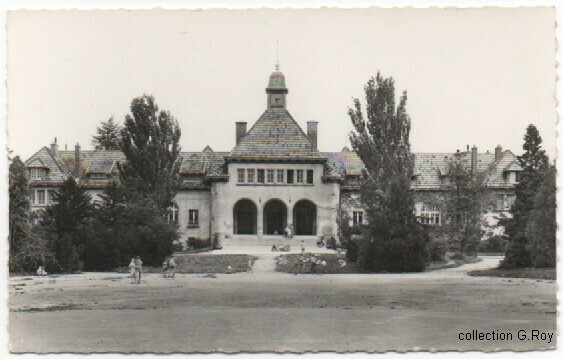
[
  {"x1": 526, "y1": 166, "x2": 556, "y2": 268},
  {"x1": 118, "y1": 95, "x2": 181, "y2": 209},
  {"x1": 9, "y1": 156, "x2": 46, "y2": 272},
  {"x1": 92, "y1": 117, "x2": 122, "y2": 150},
  {"x1": 443, "y1": 156, "x2": 484, "y2": 257},
  {"x1": 348, "y1": 73, "x2": 428, "y2": 272},
  {"x1": 42, "y1": 177, "x2": 94, "y2": 272},
  {"x1": 501, "y1": 124, "x2": 549, "y2": 268}
]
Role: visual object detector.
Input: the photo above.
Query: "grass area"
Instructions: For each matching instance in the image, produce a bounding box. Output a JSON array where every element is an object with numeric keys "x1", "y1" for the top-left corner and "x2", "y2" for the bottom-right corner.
[
  {"x1": 175, "y1": 254, "x2": 257, "y2": 274},
  {"x1": 115, "y1": 254, "x2": 257, "y2": 274},
  {"x1": 275, "y1": 253, "x2": 362, "y2": 274},
  {"x1": 468, "y1": 267, "x2": 556, "y2": 280}
]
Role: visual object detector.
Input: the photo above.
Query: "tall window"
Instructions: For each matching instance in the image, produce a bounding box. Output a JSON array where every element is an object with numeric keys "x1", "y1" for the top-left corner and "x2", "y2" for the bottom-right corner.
[
  {"x1": 237, "y1": 169, "x2": 245, "y2": 183},
  {"x1": 276, "y1": 169, "x2": 284, "y2": 183},
  {"x1": 166, "y1": 203, "x2": 179, "y2": 224},
  {"x1": 287, "y1": 170, "x2": 294, "y2": 184},
  {"x1": 306, "y1": 169, "x2": 314, "y2": 184},
  {"x1": 188, "y1": 210, "x2": 199, "y2": 226},
  {"x1": 30, "y1": 168, "x2": 46, "y2": 180},
  {"x1": 352, "y1": 210, "x2": 364, "y2": 225},
  {"x1": 247, "y1": 169, "x2": 255, "y2": 183},
  {"x1": 29, "y1": 190, "x2": 35, "y2": 205},
  {"x1": 296, "y1": 170, "x2": 304, "y2": 183},
  {"x1": 37, "y1": 190, "x2": 46, "y2": 205},
  {"x1": 419, "y1": 203, "x2": 441, "y2": 225},
  {"x1": 267, "y1": 169, "x2": 274, "y2": 183},
  {"x1": 257, "y1": 169, "x2": 265, "y2": 183}
]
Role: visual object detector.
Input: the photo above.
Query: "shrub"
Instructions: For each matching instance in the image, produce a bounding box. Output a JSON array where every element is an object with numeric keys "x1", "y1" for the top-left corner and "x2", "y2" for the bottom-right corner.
[
  {"x1": 478, "y1": 236, "x2": 508, "y2": 253},
  {"x1": 346, "y1": 235, "x2": 361, "y2": 262},
  {"x1": 188, "y1": 238, "x2": 211, "y2": 248},
  {"x1": 427, "y1": 237, "x2": 447, "y2": 262}
]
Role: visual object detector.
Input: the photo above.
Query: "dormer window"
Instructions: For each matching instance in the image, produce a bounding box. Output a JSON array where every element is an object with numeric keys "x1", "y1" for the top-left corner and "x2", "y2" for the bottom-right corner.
[
  {"x1": 503, "y1": 171, "x2": 519, "y2": 183},
  {"x1": 89, "y1": 173, "x2": 110, "y2": 179},
  {"x1": 29, "y1": 168, "x2": 46, "y2": 180}
]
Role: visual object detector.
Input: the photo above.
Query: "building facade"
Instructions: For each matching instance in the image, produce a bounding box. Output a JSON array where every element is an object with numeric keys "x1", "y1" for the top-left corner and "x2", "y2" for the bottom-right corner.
[{"x1": 25, "y1": 66, "x2": 523, "y2": 245}]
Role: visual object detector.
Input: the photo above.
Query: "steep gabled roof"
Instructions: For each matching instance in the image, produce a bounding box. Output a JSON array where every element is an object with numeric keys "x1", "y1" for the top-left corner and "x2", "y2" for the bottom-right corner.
[
  {"x1": 24, "y1": 146, "x2": 71, "y2": 185},
  {"x1": 229, "y1": 108, "x2": 323, "y2": 161}
]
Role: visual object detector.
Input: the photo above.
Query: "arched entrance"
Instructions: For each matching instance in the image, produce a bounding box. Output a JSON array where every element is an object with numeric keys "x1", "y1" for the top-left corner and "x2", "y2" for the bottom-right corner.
[
  {"x1": 263, "y1": 199, "x2": 287, "y2": 235},
  {"x1": 233, "y1": 199, "x2": 257, "y2": 234},
  {"x1": 293, "y1": 199, "x2": 317, "y2": 235}
]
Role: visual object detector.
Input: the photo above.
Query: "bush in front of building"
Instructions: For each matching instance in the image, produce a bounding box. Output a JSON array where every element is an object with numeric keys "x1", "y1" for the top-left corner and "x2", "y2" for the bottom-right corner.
[
  {"x1": 477, "y1": 236, "x2": 508, "y2": 254},
  {"x1": 187, "y1": 237, "x2": 211, "y2": 248}
]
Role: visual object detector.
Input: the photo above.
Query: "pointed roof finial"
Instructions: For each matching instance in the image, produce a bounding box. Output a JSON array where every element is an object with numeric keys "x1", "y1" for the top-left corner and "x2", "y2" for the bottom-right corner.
[{"x1": 275, "y1": 39, "x2": 280, "y2": 70}]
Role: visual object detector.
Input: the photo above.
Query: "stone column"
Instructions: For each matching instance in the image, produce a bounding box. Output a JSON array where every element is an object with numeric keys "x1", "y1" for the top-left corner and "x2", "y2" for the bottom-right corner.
[{"x1": 257, "y1": 204, "x2": 264, "y2": 238}]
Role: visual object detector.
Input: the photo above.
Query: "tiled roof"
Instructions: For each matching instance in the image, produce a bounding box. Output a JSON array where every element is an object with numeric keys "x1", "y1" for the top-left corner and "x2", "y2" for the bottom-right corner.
[
  {"x1": 229, "y1": 108, "x2": 323, "y2": 161},
  {"x1": 24, "y1": 147, "x2": 71, "y2": 186}
]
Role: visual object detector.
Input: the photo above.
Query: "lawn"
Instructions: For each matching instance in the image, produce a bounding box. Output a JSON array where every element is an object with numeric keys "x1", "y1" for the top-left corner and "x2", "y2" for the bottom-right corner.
[
  {"x1": 275, "y1": 253, "x2": 362, "y2": 274},
  {"x1": 116, "y1": 254, "x2": 257, "y2": 274},
  {"x1": 468, "y1": 267, "x2": 556, "y2": 280}
]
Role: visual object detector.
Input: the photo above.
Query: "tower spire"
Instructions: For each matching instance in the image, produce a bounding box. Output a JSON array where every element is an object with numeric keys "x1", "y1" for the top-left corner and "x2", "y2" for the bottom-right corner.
[{"x1": 275, "y1": 40, "x2": 279, "y2": 70}]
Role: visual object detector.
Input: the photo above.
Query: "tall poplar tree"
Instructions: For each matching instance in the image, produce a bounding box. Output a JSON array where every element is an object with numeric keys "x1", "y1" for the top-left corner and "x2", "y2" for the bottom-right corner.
[
  {"x1": 501, "y1": 124, "x2": 549, "y2": 268},
  {"x1": 348, "y1": 73, "x2": 428, "y2": 272},
  {"x1": 118, "y1": 95, "x2": 181, "y2": 209}
]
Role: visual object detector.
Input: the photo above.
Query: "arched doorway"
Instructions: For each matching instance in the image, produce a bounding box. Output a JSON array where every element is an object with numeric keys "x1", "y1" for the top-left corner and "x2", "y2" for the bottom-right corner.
[
  {"x1": 263, "y1": 199, "x2": 287, "y2": 235},
  {"x1": 233, "y1": 199, "x2": 257, "y2": 234},
  {"x1": 293, "y1": 199, "x2": 317, "y2": 235}
]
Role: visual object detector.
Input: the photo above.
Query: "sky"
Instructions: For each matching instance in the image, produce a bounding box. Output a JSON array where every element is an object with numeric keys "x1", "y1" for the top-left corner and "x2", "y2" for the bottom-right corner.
[{"x1": 6, "y1": 8, "x2": 557, "y2": 160}]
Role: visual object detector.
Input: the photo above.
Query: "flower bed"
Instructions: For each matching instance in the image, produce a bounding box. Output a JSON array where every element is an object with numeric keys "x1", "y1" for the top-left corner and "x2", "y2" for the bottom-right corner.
[
  {"x1": 174, "y1": 254, "x2": 257, "y2": 274},
  {"x1": 275, "y1": 253, "x2": 362, "y2": 274}
]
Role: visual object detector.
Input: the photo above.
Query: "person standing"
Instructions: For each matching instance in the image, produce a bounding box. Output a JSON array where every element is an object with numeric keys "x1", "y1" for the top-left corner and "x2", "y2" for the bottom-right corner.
[
  {"x1": 129, "y1": 258, "x2": 136, "y2": 284},
  {"x1": 134, "y1": 256, "x2": 143, "y2": 284},
  {"x1": 167, "y1": 257, "x2": 176, "y2": 278}
]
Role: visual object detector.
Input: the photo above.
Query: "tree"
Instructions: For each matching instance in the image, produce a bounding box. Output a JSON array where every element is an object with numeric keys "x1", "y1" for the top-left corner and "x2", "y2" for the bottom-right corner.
[
  {"x1": 41, "y1": 177, "x2": 94, "y2": 272},
  {"x1": 118, "y1": 95, "x2": 182, "y2": 209},
  {"x1": 9, "y1": 156, "x2": 46, "y2": 272},
  {"x1": 443, "y1": 156, "x2": 484, "y2": 257},
  {"x1": 526, "y1": 166, "x2": 555, "y2": 268},
  {"x1": 348, "y1": 73, "x2": 428, "y2": 272},
  {"x1": 501, "y1": 125, "x2": 549, "y2": 268},
  {"x1": 92, "y1": 117, "x2": 122, "y2": 150}
]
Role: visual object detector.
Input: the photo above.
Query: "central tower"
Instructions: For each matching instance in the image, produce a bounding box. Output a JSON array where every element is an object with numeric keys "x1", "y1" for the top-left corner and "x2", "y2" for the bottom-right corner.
[{"x1": 266, "y1": 63, "x2": 288, "y2": 109}]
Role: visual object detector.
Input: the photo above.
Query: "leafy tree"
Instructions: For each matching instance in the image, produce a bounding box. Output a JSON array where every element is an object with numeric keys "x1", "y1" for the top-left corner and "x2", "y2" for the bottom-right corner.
[
  {"x1": 118, "y1": 95, "x2": 181, "y2": 209},
  {"x1": 501, "y1": 125, "x2": 549, "y2": 268},
  {"x1": 41, "y1": 177, "x2": 94, "y2": 272},
  {"x1": 9, "y1": 156, "x2": 46, "y2": 272},
  {"x1": 92, "y1": 117, "x2": 122, "y2": 150},
  {"x1": 348, "y1": 73, "x2": 428, "y2": 272},
  {"x1": 526, "y1": 166, "x2": 555, "y2": 268},
  {"x1": 443, "y1": 156, "x2": 485, "y2": 257}
]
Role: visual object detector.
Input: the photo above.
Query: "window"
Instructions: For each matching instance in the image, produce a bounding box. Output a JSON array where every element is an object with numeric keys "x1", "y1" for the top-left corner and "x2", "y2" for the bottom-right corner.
[
  {"x1": 30, "y1": 168, "x2": 46, "y2": 180},
  {"x1": 306, "y1": 170, "x2": 314, "y2": 184},
  {"x1": 257, "y1": 169, "x2": 265, "y2": 184},
  {"x1": 166, "y1": 203, "x2": 179, "y2": 224},
  {"x1": 352, "y1": 210, "x2": 364, "y2": 225},
  {"x1": 37, "y1": 190, "x2": 46, "y2": 205},
  {"x1": 287, "y1": 170, "x2": 294, "y2": 184},
  {"x1": 237, "y1": 169, "x2": 245, "y2": 183},
  {"x1": 188, "y1": 210, "x2": 199, "y2": 226},
  {"x1": 29, "y1": 190, "x2": 35, "y2": 204},
  {"x1": 296, "y1": 169, "x2": 304, "y2": 183},
  {"x1": 506, "y1": 194, "x2": 516, "y2": 209},
  {"x1": 247, "y1": 169, "x2": 255, "y2": 183},
  {"x1": 267, "y1": 169, "x2": 274, "y2": 183},
  {"x1": 419, "y1": 203, "x2": 440, "y2": 225},
  {"x1": 89, "y1": 173, "x2": 109, "y2": 179},
  {"x1": 276, "y1": 169, "x2": 284, "y2": 183}
]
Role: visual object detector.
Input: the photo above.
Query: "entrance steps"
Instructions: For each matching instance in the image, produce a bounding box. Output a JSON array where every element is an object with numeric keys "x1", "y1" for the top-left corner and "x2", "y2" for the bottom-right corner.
[{"x1": 222, "y1": 235, "x2": 318, "y2": 247}]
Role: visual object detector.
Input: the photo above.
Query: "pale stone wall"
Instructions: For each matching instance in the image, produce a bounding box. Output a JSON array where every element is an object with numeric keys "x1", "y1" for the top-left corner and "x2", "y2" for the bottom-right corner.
[
  {"x1": 211, "y1": 162, "x2": 340, "y2": 239},
  {"x1": 174, "y1": 190, "x2": 212, "y2": 242}
]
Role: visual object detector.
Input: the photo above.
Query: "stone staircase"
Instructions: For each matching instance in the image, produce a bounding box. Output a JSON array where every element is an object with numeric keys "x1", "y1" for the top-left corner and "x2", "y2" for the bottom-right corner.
[
  {"x1": 222, "y1": 235, "x2": 318, "y2": 247},
  {"x1": 251, "y1": 256, "x2": 277, "y2": 273}
]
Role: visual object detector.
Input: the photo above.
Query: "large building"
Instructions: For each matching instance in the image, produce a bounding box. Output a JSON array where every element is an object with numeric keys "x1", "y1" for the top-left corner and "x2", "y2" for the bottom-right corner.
[{"x1": 25, "y1": 66, "x2": 523, "y2": 246}]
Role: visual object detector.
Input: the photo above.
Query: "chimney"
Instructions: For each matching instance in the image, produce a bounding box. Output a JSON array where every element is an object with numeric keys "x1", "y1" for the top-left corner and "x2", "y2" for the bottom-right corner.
[
  {"x1": 235, "y1": 122, "x2": 247, "y2": 145},
  {"x1": 471, "y1": 145, "x2": 478, "y2": 175},
  {"x1": 50, "y1": 137, "x2": 59, "y2": 157},
  {"x1": 75, "y1": 143, "x2": 82, "y2": 178},
  {"x1": 307, "y1": 121, "x2": 318, "y2": 150},
  {"x1": 495, "y1": 145, "x2": 503, "y2": 161}
]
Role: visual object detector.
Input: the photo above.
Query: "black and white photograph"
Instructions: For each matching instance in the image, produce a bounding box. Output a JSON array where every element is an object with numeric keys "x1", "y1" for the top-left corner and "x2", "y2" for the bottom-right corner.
[{"x1": 3, "y1": 3, "x2": 559, "y2": 355}]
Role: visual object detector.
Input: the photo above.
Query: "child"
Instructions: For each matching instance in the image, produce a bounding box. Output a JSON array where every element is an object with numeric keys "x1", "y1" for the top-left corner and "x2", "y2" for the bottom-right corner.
[
  {"x1": 247, "y1": 258, "x2": 253, "y2": 273},
  {"x1": 129, "y1": 258, "x2": 136, "y2": 284}
]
